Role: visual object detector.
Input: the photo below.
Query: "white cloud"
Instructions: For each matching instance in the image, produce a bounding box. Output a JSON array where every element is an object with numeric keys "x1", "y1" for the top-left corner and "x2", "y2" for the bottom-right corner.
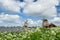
[
  {"x1": 24, "y1": 0, "x2": 59, "y2": 18},
  {"x1": 24, "y1": 0, "x2": 34, "y2": 3},
  {"x1": 51, "y1": 17, "x2": 60, "y2": 23},
  {"x1": 0, "y1": 0, "x2": 24, "y2": 13},
  {"x1": 20, "y1": 2, "x2": 26, "y2": 8},
  {"x1": 49, "y1": 17, "x2": 60, "y2": 26},
  {"x1": 58, "y1": 0, "x2": 60, "y2": 2},
  {"x1": 0, "y1": 12, "x2": 20, "y2": 23}
]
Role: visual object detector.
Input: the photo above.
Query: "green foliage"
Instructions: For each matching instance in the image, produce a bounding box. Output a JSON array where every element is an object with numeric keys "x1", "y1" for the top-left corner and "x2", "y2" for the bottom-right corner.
[{"x1": 0, "y1": 28, "x2": 60, "y2": 40}]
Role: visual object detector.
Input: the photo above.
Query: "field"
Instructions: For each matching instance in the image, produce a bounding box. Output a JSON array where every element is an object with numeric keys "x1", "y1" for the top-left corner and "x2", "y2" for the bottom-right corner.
[{"x1": 0, "y1": 27, "x2": 60, "y2": 40}]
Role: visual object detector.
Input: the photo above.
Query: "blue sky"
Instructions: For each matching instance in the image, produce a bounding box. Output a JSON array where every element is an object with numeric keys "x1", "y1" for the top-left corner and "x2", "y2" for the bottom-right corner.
[{"x1": 0, "y1": 0, "x2": 60, "y2": 26}]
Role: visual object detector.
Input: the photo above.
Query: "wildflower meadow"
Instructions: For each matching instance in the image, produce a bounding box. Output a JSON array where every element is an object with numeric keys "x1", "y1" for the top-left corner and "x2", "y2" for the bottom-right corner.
[{"x1": 0, "y1": 28, "x2": 60, "y2": 40}]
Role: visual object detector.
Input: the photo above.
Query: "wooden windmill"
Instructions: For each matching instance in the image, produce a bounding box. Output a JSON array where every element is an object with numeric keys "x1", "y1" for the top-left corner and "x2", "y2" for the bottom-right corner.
[
  {"x1": 42, "y1": 19, "x2": 49, "y2": 28},
  {"x1": 23, "y1": 20, "x2": 28, "y2": 28}
]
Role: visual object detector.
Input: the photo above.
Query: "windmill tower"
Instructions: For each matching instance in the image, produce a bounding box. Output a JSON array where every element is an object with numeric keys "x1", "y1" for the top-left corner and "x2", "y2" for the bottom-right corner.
[{"x1": 23, "y1": 20, "x2": 28, "y2": 28}]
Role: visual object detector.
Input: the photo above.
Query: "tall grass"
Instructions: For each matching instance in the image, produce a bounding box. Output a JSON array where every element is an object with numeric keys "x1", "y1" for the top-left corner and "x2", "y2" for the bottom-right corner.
[{"x1": 0, "y1": 28, "x2": 60, "y2": 40}]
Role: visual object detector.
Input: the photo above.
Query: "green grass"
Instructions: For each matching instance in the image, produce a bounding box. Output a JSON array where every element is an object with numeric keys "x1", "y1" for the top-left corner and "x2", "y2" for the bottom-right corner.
[{"x1": 0, "y1": 28, "x2": 60, "y2": 40}]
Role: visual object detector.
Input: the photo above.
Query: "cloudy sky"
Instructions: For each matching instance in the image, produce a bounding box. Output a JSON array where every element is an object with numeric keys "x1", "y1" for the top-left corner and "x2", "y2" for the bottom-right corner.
[{"x1": 0, "y1": 0, "x2": 60, "y2": 26}]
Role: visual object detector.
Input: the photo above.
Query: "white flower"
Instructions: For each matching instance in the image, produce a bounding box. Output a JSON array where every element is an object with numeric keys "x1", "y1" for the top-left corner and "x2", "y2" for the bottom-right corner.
[
  {"x1": 7, "y1": 33, "x2": 12, "y2": 36},
  {"x1": 51, "y1": 30, "x2": 56, "y2": 35},
  {"x1": 19, "y1": 34, "x2": 22, "y2": 36},
  {"x1": 28, "y1": 36, "x2": 30, "y2": 38},
  {"x1": 22, "y1": 35, "x2": 26, "y2": 38}
]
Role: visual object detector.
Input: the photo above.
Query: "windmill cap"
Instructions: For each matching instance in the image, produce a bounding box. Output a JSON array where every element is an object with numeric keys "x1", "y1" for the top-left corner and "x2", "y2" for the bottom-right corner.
[{"x1": 43, "y1": 19, "x2": 48, "y2": 21}]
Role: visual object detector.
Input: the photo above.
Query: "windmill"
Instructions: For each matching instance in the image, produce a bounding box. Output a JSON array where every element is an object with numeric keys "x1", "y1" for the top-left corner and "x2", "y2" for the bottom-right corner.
[
  {"x1": 23, "y1": 20, "x2": 28, "y2": 28},
  {"x1": 42, "y1": 19, "x2": 49, "y2": 28}
]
